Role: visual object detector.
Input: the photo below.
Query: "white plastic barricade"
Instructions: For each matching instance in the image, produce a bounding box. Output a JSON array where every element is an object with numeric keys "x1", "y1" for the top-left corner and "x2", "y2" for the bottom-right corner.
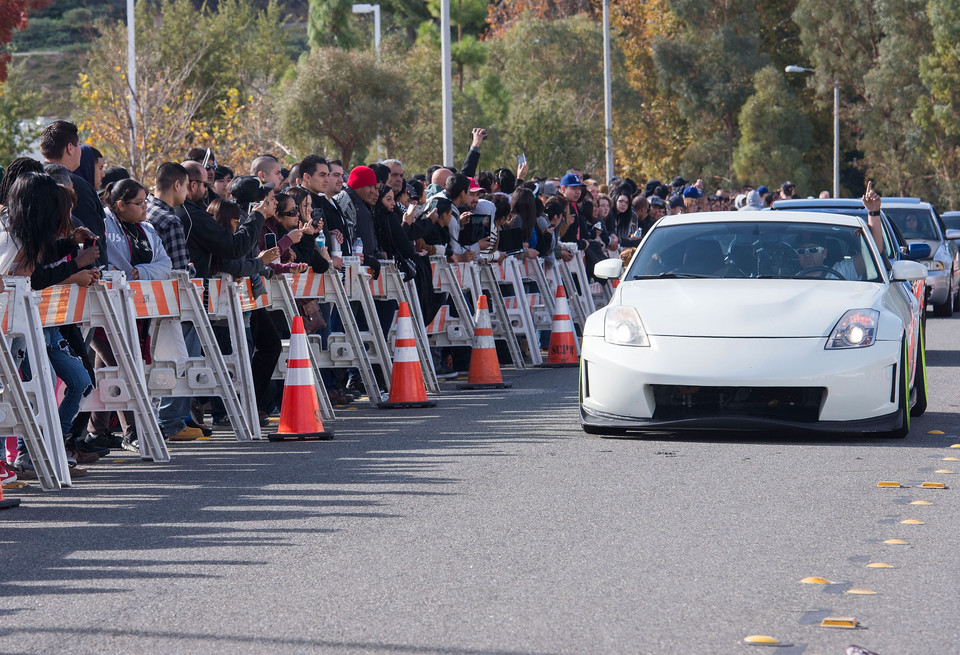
[
  {"x1": 556, "y1": 249, "x2": 591, "y2": 330},
  {"x1": 257, "y1": 274, "x2": 335, "y2": 421},
  {"x1": 427, "y1": 256, "x2": 475, "y2": 350},
  {"x1": 342, "y1": 258, "x2": 394, "y2": 392},
  {"x1": 465, "y1": 261, "x2": 526, "y2": 369},
  {"x1": 204, "y1": 275, "x2": 263, "y2": 440},
  {"x1": 0, "y1": 282, "x2": 62, "y2": 490},
  {"x1": 368, "y1": 260, "x2": 439, "y2": 394},
  {"x1": 490, "y1": 258, "x2": 543, "y2": 366},
  {"x1": 104, "y1": 271, "x2": 256, "y2": 444},
  {"x1": 517, "y1": 257, "x2": 556, "y2": 330},
  {"x1": 287, "y1": 268, "x2": 386, "y2": 407}
]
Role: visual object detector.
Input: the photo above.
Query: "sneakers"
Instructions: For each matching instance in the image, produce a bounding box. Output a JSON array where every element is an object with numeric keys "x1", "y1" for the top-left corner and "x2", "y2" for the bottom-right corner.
[
  {"x1": 328, "y1": 389, "x2": 355, "y2": 405},
  {"x1": 84, "y1": 432, "x2": 123, "y2": 450},
  {"x1": 168, "y1": 426, "x2": 202, "y2": 441},
  {"x1": 12, "y1": 456, "x2": 37, "y2": 481},
  {"x1": 185, "y1": 419, "x2": 213, "y2": 436},
  {"x1": 73, "y1": 437, "x2": 109, "y2": 458},
  {"x1": 67, "y1": 447, "x2": 99, "y2": 465},
  {"x1": 0, "y1": 462, "x2": 16, "y2": 486},
  {"x1": 121, "y1": 434, "x2": 140, "y2": 453}
]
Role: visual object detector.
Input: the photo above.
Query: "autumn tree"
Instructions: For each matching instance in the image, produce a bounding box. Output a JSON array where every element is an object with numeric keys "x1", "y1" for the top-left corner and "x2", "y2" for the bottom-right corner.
[{"x1": 0, "y1": 0, "x2": 49, "y2": 82}]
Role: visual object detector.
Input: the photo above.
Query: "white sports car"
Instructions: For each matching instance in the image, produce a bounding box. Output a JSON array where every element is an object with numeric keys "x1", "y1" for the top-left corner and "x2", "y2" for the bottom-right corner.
[{"x1": 580, "y1": 211, "x2": 928, "y2": 438}]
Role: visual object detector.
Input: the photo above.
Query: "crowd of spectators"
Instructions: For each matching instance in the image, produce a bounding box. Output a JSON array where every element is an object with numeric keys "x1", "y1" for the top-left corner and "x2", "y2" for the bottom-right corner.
[{"x1": 0, "y1": 118, "x2": 817, "y2": 486}]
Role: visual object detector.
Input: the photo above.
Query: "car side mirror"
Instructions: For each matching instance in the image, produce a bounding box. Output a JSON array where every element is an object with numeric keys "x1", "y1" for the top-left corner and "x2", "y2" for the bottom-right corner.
[
  {"x1": 946, "y1": 229, "x2": 960, "y2": 240},
  {"x1": 890, "y1": 260, "x2": 927, "y2": 281},
  {"x1": 905, "y1": 242, "x2": 932, "y2": 260},
  {"x1": 594, "y1": 258, "x2": 623, "y2": 280}
]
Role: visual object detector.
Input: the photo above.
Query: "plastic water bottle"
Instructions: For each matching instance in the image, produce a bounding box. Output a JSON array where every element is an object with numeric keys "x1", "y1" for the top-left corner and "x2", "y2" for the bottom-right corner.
[
  {"x1": 353, "y1": 237, "x2": 363, "y2": 256},
  {"x1": 331, "y1": 233, "x2": 342, "y2": 257},
  {"x1": 316, "y1": 230, "x2": 326, "y2": 250}
]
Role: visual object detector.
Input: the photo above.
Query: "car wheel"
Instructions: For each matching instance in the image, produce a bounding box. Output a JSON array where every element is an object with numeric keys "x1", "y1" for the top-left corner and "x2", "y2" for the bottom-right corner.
[
  {"x1": 877, "y1": 338, "x2": 910, "y2": 439},
  {"x1": 952, "y1": 274, "x2": 960, "y2": 312},
  {"x1": 910, "y1": 328, "x2": 928, "y2": 417},
  {"x1": 933, "y1": 285, "x2": 954, "y2": 317}
]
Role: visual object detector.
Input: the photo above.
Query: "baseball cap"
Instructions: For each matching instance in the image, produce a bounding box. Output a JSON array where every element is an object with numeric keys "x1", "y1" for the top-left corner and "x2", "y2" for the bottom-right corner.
[
  {"x1": 468, "y1": 177, "x2": 483, "y2": 192},
  {"x1": 560, "y1": 173, "x2": 584, "y2": 187}
]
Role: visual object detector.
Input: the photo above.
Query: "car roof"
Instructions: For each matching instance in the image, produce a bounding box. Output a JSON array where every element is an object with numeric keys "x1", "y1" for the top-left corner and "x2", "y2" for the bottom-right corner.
[
  {"x1": 880, "y1": 200, "x2": 935, "y2": 211},
  {"x1": 772, "y1": 198, "x2": 866, "y2": 209},
  {"x1": 658, "y1": 210, "x2": 863, "y2": 228},
  {"x1": 941, "y1": 211, "x2": 960, "y2": 218}
]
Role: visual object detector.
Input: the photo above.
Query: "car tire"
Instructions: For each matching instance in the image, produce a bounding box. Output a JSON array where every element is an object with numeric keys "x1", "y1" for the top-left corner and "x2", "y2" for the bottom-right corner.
[
  {"x1": 877, "y1": 338, "x2": 910, "y2": 439},
  {"x1": 933, "y1": 284, "x2": 954, "y2": 317},
  {"x1": 910, "y1": 328, "x2": 928, "y2": 417},
  {"x1": 952, "y1": 274, "x2": 960, "y2": 312}
]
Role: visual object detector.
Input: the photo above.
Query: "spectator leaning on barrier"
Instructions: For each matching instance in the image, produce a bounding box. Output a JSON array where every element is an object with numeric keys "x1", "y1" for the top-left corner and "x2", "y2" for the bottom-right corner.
[
  {"x1": 334, "y1": 165, "x2": 381, "y2": 273},
  {"x1": 40, "y1": 120, "x2": 107, "y2": 266},
  {"x1": 146, "y1": 162, "x2": 191, "y2": 271}
]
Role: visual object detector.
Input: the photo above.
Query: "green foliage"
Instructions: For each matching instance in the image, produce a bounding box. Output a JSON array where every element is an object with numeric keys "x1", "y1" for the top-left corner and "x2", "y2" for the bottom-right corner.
[
  {"x1": 308, "y1": 0, "x2": 358, "y2": 50},
  {"x1": 278, "y1": 47, "x2": 411, "y2": 166},
  {"x1": 427, "y1": 0, "x2": 489, "y2": 37},
  {"x1": 0, "y1": 63, "x2": 42, "y2": 164},
  {"x1": 733, "y1": 66, "x2": 811, "y2": 191}
]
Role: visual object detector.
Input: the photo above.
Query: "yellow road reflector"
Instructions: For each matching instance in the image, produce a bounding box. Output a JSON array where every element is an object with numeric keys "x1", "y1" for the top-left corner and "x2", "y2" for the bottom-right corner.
[
  {"x1": 867, "y1": 562, "x2": 893, "y2": 568},
  {"x1": 876, "y1": 481, "x2": 901, "y2": 487},
  {"x1": 820, "y1": 617, "x2": 859, "y2": 629},
  {"x1": 800, "y1": 576, "x2": 833, "y2": 584},
  {"x1": 196, "y1": 436, "x2": 212, "y2": 441},
  {"x1": 935, "y1": 469, "x2": 954, "y2": 474},
  {"x1": 929, "y1": 430, "x2": 945, "y2": 434},
  {"x1": 846, "y1": 589, "x2": 877, "y2": 595},
  {"x1": 743, "y1": 635, "x2": 781, "y2": 645},
  {"x1": 268, "y1": 417, "x2": 279, "y2": 423},
  {"x1": 1, "y1": 480, "x2": 27, "y2": 489},
  {"x1": 111, "y1": 459, "x2": 126, "y2": 464},
  {"x1": 883, "y1": 539, "x2": 908, "y2": 544},
  {"x1": 910, "y1": 500, "x2": 933, "y2": 505},
  {"x1": 942, "y1": 457, "x2": 960, "y2": 461},
  {"x1": 921, "y1": 482, "x2": 946, "y2": 489},
  {"x1": 900, "y1": 519, "x2": 925, "y2": 524},
  {"x1": 950, "y1": 444, "x2": 960, "y2": 448}
]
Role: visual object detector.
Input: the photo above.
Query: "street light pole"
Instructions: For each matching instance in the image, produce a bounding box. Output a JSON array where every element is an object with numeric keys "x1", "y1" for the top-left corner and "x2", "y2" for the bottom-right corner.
[
  {"x1": 440, "y1": 0, "x2": 454, "y2": 167},
  {"x1": 785, "y1": 65, "x2": 839, "y2": 198},
  {"x1": 126, "y1": 0, "x2": 137, "y2": 167},
  {"x1": 602, "y1": 0, "x2": 614, "y2": 183},
  {"x1": 351, "y1": 4, "x2": 380, "y2": 57}
]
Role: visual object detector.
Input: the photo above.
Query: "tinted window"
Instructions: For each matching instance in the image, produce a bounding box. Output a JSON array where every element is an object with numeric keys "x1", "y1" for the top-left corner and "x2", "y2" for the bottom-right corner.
[{"x1": 885, "y1": 208, "x2": 940, "y2": 240}]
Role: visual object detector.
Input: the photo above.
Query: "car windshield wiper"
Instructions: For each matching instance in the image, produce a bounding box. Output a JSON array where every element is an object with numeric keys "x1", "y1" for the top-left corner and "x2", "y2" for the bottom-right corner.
[{"x1": 633, "y1": 272, "x2": 713, "y2": 279}]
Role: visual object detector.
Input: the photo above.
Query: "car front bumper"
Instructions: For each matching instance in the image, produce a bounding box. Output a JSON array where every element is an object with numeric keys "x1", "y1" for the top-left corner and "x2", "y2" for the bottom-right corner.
[{"x1": 580, "y1": 335, "x2": 903, "y2": 432}]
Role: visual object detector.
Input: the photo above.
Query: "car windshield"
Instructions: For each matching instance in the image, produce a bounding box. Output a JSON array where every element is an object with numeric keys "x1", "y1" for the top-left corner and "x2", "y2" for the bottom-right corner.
[
  {"x1": 942, "y1": 214, "x2": 960, "y2": 231},
  {"x1": 626, "y1": 221, "x2": 882, "y2": 282},
  {"x1": 885, "y1": 208, "x2": 939, "y2": 240}
]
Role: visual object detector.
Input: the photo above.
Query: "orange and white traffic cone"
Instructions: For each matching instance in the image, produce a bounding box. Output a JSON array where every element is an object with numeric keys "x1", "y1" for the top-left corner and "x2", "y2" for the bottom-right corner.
[
  {"x1": 458, "y1": 295, "x2": 512, "y2": 390},
  {"x1": 540, "y1": 285, "x2": 579, "y2": 368},
  {"x1": 379, "y1": 302, "x2": 437, "y2": 409},
  {"x1": 270, "y1": 316, "x2": 333, "y2": 441}
]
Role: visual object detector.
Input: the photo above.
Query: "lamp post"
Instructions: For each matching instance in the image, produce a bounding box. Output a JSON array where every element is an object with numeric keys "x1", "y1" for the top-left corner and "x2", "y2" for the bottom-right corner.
[
  {"x1": 439, "y1": 0, "x2": 454, "y2": 167},
  {"x1": 351, "y1": 4, "x2": 381, "y2": 57},
  {"x1": 126, "y1": 0, "x2": 137, "y2": 166},
  {"x1": 785, "y1": 65, "x2": 839, "y2": 199},
  {"x1": 602, "y1": 0, "x2": 614, "y2": 183}
]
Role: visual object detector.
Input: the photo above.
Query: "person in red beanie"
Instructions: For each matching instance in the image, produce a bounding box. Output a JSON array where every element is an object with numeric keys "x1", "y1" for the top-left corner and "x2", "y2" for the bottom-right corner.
[{"x1": 332, "y1": 165, "x2": 380, "y2": 274}]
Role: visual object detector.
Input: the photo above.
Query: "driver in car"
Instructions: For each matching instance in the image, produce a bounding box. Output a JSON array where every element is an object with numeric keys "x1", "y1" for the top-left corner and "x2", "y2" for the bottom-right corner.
[{"x1": 795, "y1": 235, "x2": 862, "y2": 280}]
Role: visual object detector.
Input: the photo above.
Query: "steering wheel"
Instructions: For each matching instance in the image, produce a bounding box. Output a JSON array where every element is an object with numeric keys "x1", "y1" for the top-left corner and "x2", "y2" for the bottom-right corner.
[{"x1": 796, "y1": 265, "x2": 844, "y2": 280}]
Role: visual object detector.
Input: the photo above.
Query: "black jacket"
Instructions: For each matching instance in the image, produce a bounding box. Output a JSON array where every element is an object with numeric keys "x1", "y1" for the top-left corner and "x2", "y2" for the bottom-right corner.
[
  {"x1": 176, "y1": 197, "x2": 264, "y2": 279},
  {"x1": 69, "y1": 172, "x2": 107, "y2": 266}
]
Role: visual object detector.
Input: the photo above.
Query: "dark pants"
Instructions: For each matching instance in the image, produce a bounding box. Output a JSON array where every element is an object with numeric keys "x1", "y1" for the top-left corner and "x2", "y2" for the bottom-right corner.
[{"x1": 250, "y1": 308, "x2": 281, "y2": 414}]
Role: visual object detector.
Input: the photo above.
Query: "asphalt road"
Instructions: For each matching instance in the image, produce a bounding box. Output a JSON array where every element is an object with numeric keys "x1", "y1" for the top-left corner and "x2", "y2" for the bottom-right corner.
[{"x1": 4, "y1": 318, "x2": 960, "y2": 654}]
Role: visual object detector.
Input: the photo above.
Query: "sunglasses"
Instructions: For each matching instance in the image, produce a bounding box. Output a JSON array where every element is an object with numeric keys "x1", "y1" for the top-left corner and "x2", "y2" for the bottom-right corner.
[
  {"x1": 795, "y1": 246, "x2": 824, "y2": 255},
  {"x1": 279, "y1": 209, "x2": 299, "y2": 217}
]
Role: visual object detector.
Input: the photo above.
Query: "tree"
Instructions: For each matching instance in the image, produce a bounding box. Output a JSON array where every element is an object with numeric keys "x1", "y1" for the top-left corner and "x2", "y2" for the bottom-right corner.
[
  {"x1": 0, "y1": 62, "x2": 42, "y2": 164},
  {"x1": 278, "y1": 47, "x2": 410, "y2": 167},
  {"x1": 652, "y1": 0, "x2": 768, "y2": 185},
  {"x1": 487, "y1": 0, "x2": 596, "y2": 35},
  {"x1": 733, "y1": 65, "x2": 811, "y2": 191},
  {"x1": 0, "y1": 0, "x2": 49, "y2": 82},
  {"x1": 308, "y1": 0, "x2": 358, "y2": 50}
]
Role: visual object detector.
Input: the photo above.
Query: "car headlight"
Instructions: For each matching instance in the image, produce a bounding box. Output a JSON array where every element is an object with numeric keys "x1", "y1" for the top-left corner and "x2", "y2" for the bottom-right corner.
[
  {"x1": 825, "y1": 309, "x2": 879, "y2": 349},
  {"x1": 604, "y1": 305, "x2": 650, "y2": 347},
  {"x1": 926, "y1": 260, "x2": 945, "y2": 271}
]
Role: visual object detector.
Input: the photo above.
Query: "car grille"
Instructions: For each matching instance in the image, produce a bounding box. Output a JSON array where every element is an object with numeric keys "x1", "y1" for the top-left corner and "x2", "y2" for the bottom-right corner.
[{"x1": 651, "y1": 385, "x2": 824, "y2": 423}]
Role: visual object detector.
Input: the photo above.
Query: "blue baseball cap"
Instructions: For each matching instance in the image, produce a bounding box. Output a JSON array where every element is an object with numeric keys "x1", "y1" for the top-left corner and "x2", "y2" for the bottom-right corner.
[
  {"x1": 682, "y1": 186, "x2": 702, "y2": 199},
  {"x1": 757, "y1": 185, "x2": 769, "y2": 195},
  {"x1": 560, "y1": 173, "x2": 583, "y2": 187}
]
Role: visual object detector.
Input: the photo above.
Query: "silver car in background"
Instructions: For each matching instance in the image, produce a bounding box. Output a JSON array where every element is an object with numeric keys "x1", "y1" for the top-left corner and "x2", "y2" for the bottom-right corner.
[{"x1": 882, "y1": 198, "x2": 960, "y2": 316}]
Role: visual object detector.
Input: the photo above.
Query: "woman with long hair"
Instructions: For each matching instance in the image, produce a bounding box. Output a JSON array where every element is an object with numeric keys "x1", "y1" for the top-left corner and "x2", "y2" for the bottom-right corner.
[{"x1": 2, "y1": 172, "x2": 101, "y2": 477}]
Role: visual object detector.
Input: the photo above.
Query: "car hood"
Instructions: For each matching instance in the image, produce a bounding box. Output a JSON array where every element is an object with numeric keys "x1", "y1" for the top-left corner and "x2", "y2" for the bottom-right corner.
[{"x1": 616, "y1": 279, "x2": 884, "y2": 337}]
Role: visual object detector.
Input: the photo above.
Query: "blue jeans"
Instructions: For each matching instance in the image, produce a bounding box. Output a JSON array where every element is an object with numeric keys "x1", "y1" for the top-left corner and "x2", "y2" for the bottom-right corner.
[
  {"x1": 158, "y1": 323, "x2": 201, "y2": 437},
  {"x1": 43, "y1": 327, "x2": 93, "y2": 436}
]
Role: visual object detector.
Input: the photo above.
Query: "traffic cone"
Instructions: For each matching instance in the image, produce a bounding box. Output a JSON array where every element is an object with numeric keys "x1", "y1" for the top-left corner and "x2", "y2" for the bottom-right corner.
[
  {"x1": 458, "y1": 295, "x2": 512, "y2": 390},
  {"x1": 379, "y1": 302, "x2": 437, "y2": 409},
  {"x1": 0, "y1": 472, "x2": 20, "y2": 510},
  {"x1": 270, "y1": 316, "x2": 333, "y2": 441},
  {"x1": 540, "y1": 285, "x2": 579, "y2": 368}
]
